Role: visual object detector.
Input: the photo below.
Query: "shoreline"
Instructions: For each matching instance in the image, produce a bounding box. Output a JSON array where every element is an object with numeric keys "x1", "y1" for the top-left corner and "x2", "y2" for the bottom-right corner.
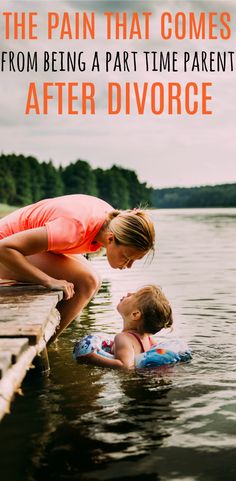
[{"x1": 0, "y1": 204, "x2": 17, "y2": 218}]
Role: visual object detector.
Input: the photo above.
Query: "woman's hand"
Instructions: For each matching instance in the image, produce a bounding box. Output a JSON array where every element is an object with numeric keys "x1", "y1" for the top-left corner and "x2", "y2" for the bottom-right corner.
[
  {"x1": 44, "y1": 278, "x2": 75, "y2": 300},
  {"x1": 0, "y1": 228, "x2": 75, "y2": 300}
]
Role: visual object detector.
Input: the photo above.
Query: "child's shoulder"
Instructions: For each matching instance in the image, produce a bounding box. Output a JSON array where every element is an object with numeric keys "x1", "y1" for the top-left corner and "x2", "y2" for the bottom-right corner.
[{"x1": 114, "y1": 332, "x2": 133, "y2": 347}]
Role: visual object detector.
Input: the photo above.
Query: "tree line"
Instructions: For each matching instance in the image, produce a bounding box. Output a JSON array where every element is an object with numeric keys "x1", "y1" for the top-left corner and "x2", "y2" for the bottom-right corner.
[
  {"x1": 151, "y1": 184, "x2": 236, "y2": 208},
  {"x1": 0, "y1": 154, "x2": 150, "y2": 209},
  {"x1": 0, "y1": 153, "x2": 235, "y2": 209}
]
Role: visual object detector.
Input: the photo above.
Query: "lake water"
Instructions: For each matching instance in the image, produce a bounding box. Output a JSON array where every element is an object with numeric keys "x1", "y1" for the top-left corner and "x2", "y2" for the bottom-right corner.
[{"x1": 0, "y1": 208, "x2": 236, "y2": 481}]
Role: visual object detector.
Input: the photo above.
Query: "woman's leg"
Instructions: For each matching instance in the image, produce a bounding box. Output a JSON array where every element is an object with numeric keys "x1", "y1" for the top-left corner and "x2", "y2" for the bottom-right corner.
[{"x1": 0, "y1": 252, "x2": 101, "y2": 338}]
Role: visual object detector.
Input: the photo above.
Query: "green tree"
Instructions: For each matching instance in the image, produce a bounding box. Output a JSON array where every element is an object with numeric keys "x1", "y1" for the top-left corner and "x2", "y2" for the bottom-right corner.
[
  {"x1": 27, "y1": 156, "x2": 45, "y2": 202},
  {"x1": 8, "y1": 155, "x2": 33, "y2": 205},
  {"x1": 95, "y1": 166, "x2": 130, "y2": 208},
  {"x1": 41, "y1": 160, "x2": 64, "y2": 198},
  {"x1": 0, "y1": 156, "x2": 16, "y2": 204},
  {"x1": 62, "y1": 160, "x2": 98, "y2": 196}
]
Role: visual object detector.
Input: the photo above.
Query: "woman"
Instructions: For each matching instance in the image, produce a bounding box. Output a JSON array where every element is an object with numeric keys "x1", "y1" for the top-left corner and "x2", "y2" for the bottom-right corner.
[{"x1": 0, "y1": 194, "x2": 155, "y2": 338}]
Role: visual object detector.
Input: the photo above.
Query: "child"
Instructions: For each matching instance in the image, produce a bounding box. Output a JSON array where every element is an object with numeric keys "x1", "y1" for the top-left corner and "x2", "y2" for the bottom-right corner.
[{"x1": 75, "y1": 285, "x2": 173, "y2": 369}]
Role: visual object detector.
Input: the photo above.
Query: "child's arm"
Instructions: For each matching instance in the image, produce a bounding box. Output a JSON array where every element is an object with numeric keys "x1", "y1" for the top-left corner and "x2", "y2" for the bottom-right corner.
[
  {"x1": 79, "y1": 352, "x2": 125, "y2": 369},
  {"x1": 78, "y1": 333, "x2": 135, "y2": 370},
  {"x1": 113, "y1": 333, "x2": 135, "y2": 369}
]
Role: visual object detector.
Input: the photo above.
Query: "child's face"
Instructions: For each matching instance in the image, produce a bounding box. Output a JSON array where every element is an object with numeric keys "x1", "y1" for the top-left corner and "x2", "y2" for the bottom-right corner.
[{"x1": 117, "y1": 292, "x2": 139, "y2": 318}]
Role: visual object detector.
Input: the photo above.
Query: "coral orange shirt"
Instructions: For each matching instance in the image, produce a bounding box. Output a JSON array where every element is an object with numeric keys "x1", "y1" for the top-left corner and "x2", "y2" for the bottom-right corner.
[{"x1": 0, "y1": 195, "x2": 113, "y2": 255}]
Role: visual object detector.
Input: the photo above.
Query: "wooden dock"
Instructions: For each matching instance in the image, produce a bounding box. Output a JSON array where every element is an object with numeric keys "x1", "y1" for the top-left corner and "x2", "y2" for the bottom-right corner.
[{"x1": 0, "y1": 283, "x2": 63, "y2": 421}]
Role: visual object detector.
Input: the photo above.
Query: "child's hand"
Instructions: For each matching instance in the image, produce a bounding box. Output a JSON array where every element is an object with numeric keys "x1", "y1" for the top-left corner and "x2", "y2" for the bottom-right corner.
[{"x1": 76, "y1": 351, "x2": 97, "y2": 364}]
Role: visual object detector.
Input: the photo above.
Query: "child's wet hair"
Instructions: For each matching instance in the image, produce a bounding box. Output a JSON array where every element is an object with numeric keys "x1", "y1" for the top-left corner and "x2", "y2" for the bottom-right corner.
[
  {"x1": 134, "y1": 285, "x2": 173, "y2": 334},
  {"x1": 107, "y1": 209, "x2": 155, "y2": 255}
]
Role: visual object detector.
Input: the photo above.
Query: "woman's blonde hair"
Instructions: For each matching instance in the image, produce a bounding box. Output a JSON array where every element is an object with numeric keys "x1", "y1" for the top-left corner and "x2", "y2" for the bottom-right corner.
[{"x1": 107, "y1": 209, "x2": 155, "y2": 254}]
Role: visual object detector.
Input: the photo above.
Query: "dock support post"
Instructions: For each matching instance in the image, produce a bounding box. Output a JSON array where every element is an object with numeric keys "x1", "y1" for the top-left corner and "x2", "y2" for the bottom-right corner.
[{"x1": 34, "y1": 348, "x2": 50, "y2": 374}]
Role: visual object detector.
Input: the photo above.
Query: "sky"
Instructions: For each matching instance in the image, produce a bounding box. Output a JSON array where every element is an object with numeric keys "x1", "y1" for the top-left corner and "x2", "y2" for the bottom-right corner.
[{"x1": 0, "y1": 0, "x2": 236, "y2": 188}]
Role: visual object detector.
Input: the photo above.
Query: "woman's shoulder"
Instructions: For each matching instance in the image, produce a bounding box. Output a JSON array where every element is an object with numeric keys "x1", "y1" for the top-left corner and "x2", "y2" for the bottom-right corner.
[{"x1": 54, "y1": 195, "x2": 113, "y2": 217}]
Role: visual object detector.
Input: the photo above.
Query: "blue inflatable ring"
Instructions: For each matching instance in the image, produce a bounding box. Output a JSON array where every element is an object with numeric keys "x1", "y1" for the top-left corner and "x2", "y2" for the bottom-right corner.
[{"x1": 73, "y1": 333, "x2": 192, "y2": 368}]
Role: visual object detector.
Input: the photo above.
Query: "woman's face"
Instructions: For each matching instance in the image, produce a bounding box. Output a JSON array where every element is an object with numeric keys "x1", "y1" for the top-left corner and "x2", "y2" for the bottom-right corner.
[{"x1": 106, "y1": 234, "x2": 145, "y2": 269}]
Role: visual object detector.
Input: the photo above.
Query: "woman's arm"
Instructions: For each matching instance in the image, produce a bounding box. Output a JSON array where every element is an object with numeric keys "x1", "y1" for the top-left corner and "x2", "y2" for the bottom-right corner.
[{"x1": 0, "y1": 227, "x2": 74, "y2": 299}]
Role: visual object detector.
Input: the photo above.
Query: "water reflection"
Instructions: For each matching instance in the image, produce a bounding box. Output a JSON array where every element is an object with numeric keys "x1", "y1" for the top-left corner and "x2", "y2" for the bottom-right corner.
[
  {"x1": 22, "y1": 366, "x2": 176, "y2": 481},
  {"x1": 0, "y1": 208, "x2": 236, "y2": 481}
]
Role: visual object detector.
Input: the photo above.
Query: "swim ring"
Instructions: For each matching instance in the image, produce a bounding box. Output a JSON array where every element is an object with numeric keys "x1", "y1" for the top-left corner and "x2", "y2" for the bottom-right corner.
[{"x1": 73, "y1": 333, "x2": 192, "y2": 368}]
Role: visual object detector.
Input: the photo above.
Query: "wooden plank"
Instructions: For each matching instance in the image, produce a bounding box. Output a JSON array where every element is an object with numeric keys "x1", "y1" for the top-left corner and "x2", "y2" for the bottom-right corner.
[
  {"x1": 0, "y1": 345, "x2": 36, "y2": 420},
  {"x1": 0, "y1": 286, "x2": 63, "y2": 345},
  {"x1": 0, "y1": 308, "x2": 60, "y2": 345},
  {"x1": 0, "y1": 310, "x2": 57, "y2": 327},
  {"x1": 0, "y1": 352, "x2": 12, "y2": 379},
  {"x1": 0, "y1": 292, "x2": 62, "y2": 307},
  {"x1": 0, "y1": 308, "x2": 61, "y2": 420},
  {"x1": 0, "y1": 283, "x2": 63, "y2": 299},
  {"x1": 0, "y1": 324, "x2": 43, "y2": 345},
  {"x1": 0, "y1": 338, "x2": 29, "y2": 364},
  {"x1": 0, "y1": 285, "x2": 63, "y2": 420}
]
